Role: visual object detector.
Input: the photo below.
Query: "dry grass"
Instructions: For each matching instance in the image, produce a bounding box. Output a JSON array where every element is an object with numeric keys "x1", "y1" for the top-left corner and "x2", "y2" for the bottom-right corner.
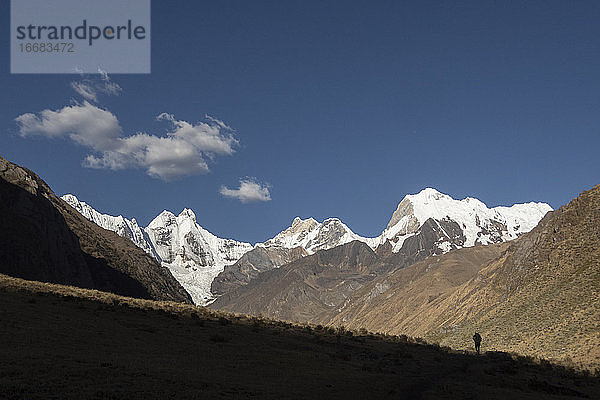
[{"x1": 1, "y1": 273, "x2": 599, "y2": 399}]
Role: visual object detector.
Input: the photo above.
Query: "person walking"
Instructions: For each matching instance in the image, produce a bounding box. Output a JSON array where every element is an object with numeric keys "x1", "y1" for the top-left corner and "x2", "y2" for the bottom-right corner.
[{"x1": 473, "y1": 332, "x2": 482, "y2": 354}]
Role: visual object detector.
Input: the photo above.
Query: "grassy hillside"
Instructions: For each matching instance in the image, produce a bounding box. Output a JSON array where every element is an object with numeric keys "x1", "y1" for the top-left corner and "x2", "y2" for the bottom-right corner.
[
  {"x1": 319, "y1": 185, "x2": 600, "y2": 371},
  {"x1": 1, "y1": 273, "x2": 599, "y2": 399},
  {"x1": 420, "y1": 184, "x2": 600, "y2": 370},
  {"x1": 319, "y1": 243, "x2": 508, "y2": 335}
]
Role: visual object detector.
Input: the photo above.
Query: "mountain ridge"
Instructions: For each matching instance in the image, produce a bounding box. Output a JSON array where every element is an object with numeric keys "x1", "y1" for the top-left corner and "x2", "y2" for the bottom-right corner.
[
  {"x1": 62, "y1": 188, "x2": 552, "y2": 304},
  {"x1": 0, "y1": 155, "x2": 192, "y2": 304}
]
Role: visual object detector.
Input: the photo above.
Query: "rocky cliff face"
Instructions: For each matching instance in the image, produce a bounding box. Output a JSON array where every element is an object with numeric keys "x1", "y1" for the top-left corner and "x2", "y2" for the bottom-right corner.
[
  {"x1": 211, "y1": 241, "x2": 383, "y2": 321},
  {"x1": 211, "y1": 246, "x2": 308, "y2": 296},
  {"x1": 0, "y1": 156, "x2": 192, "y2": 304}
]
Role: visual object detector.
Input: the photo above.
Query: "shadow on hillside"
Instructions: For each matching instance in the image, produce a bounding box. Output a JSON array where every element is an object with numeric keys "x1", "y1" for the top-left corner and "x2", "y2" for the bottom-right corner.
[
  {"x1": 0, "y1": 275, "x2": 598, "y2": 399},
  {"x1": 0, "y1": 177, "x2": 153, "y2": 299}
]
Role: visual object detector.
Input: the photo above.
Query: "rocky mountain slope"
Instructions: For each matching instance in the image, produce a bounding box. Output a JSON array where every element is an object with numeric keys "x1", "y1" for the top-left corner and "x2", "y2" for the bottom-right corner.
[
  {"x1": 310, "y1": 185, "x2": 600, "y2": 368},
  {"x1": 210, "y1": 240, "x2": 506, "y2": 324},
  {"x1": 212, "y1": 241, "x2": 385, "y2": 321},
  {"x1": 211, "y1": 245, "x2": 308, "y2": 296},
  {"x1": 0, "y1": 156, "x2": 192, "y2": 303},
  {"x1": 316, "y1": 243, "x2": 510, "y2": 331},
  {"x1": 418, "y1": 184, "x2": 600, "y2": 368}
]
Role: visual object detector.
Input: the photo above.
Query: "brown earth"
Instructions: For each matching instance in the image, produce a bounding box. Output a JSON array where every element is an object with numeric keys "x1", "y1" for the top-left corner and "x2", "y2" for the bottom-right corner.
[{"x1": 1, "y1": 273, "x2": 598, "y2": 399}]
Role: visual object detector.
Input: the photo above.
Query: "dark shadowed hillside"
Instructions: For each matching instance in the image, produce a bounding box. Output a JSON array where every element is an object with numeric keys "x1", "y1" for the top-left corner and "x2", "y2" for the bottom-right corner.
[
  {"x1": 0, "y1": 155, "x2": 192, "y2": 303},
  {"x1": 1, "y1": 273, "x2": 598, "y2": 399}
]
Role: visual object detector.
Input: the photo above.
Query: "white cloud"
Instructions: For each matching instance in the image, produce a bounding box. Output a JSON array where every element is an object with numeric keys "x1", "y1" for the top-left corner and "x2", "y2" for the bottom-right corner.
[
  {"x1": 15, "y1": 102, "x2": 238, "y2": 181},
  {"x1": 220, "y1": 178, "x2": 272, "y2": 203},
  {"x1": 15, "y1": 101, "x2": 122, "y2": 151},
  {"x1": 70, "y1": 68, "x2": 123, "y2": 102}
]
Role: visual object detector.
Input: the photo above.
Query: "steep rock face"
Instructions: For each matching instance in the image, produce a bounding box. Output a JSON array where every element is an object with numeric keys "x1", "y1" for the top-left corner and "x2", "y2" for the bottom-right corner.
[
  {"x1": 211, "y1": 246, "x2": 308, "y2": 296},
  {"x1": 0, "y1": 156, "x2": 192, "y2": 303},
  {"x1": 210, "y1": 241, "x2": 385, "y2": 321}
]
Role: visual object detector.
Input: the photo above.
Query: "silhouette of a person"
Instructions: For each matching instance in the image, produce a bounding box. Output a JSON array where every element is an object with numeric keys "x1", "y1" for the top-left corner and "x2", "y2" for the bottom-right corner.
[{"x1": 473, "y1": 332, "x2": 482, "y2": 354}]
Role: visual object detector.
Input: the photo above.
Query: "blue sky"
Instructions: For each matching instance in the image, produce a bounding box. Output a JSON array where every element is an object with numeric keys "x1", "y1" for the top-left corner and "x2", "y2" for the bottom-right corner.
[{"x1": 1, "y1": 1, "x2": 599, "y2": 243}]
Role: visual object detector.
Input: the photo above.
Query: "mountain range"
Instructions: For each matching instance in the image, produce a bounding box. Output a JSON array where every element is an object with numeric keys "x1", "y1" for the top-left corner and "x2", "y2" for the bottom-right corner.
[
  {"x1": 212, "y1": 184, "x2": 600, "y2": 368},
  {"x1": 2, "y1": 154, "x2": 598, "y2": 371},
  {"x1": 62, "y1": 187, "x2": 551, "y2": 305}
]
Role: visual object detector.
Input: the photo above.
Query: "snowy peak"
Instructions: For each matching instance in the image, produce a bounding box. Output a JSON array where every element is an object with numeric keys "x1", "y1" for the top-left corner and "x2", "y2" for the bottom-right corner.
[
  {"x1": 61, "y1": 194, "x2": 156, "y2": 257},
  {"x1": 178, "y1": 208, "x2": 197, "y2": 222},
  {"x1": 61, "y1": 194, "x2": 252, "y2": 306},
  {"x1": 382, "y1": 188, "x2": 552, "y2": 251},
  {"x1": 263, "y1": 216, "x2": 375, "y2": 254}
]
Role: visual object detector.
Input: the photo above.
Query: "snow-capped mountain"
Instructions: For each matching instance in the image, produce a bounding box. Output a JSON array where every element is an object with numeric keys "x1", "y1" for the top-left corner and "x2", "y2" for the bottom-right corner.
[
  {"x1": 261, "y1": 217, "x2": 378, "y2": 254},
  {"x1": 62, "y1": 194, "x2": 156, "y2": 257},
  {"x1": 144, "y1": 209, "x2": 252, "y2": 304},
  {"x1": 61, "y1": 188, "x2": 552, "y2": 305},
  {"x1": 61, "y1": 194, "x2": 252, "y2": 305},
  {"x1": 259, "y1": 188, "x2": 551, "y2": 256},
  {"x1": 378, "y1": 188, "x2": 552, "y2": 253}
]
